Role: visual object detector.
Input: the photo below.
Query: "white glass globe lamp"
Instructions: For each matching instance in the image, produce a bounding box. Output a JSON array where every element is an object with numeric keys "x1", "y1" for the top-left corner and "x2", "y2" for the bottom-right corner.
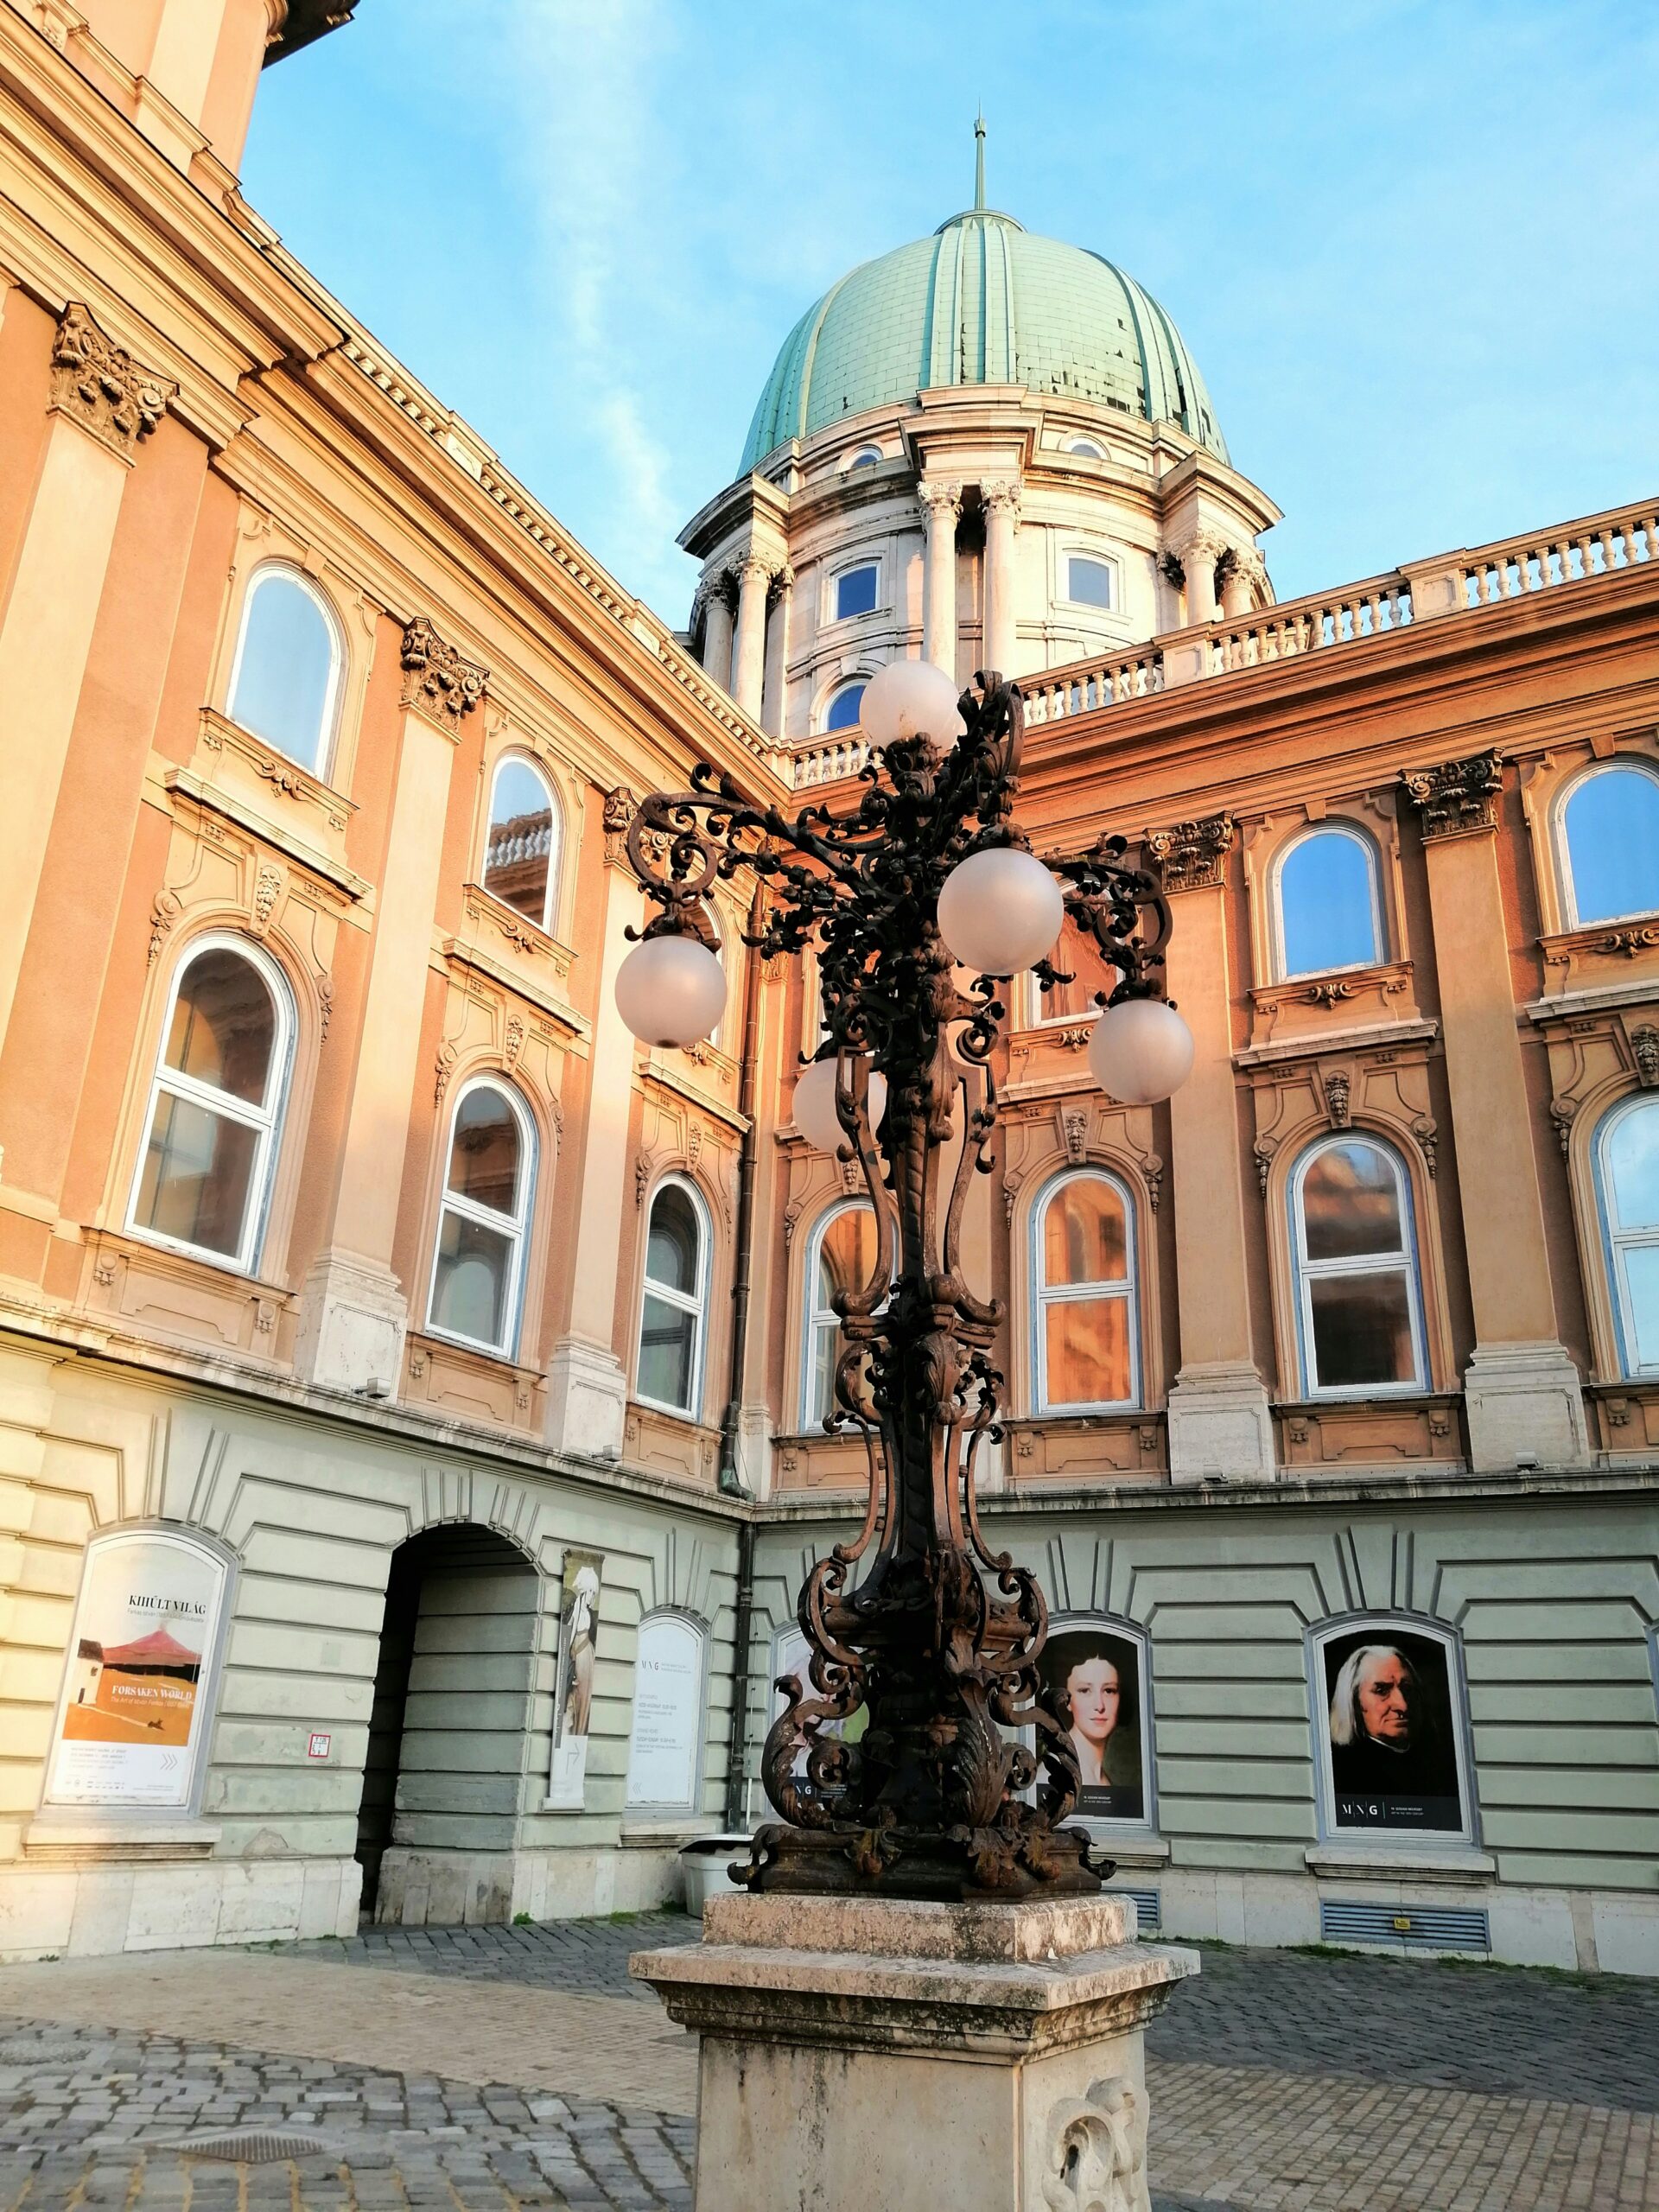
[
  {"x1": 936, "y1": 848, "x2": 1064, "y2": 976},
  {"x1": 792, "y1": 1057, "x2": 888, "y2": 1154},
  {"x1": 860, "y1": 658, "x2": 966, "y2": 751},
  {"x1": 614, "y1": 933, "x2": 728, "y2": 1048},
  {"x1": 1087, "y1": 996, "x2": 1195, "y2": 1105}
]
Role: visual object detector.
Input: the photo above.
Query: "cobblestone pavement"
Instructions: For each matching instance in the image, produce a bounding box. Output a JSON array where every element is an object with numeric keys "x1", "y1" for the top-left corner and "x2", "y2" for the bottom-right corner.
[{"x1": 0, "y1": 1916, "x2": 1654, "y2": 2209}]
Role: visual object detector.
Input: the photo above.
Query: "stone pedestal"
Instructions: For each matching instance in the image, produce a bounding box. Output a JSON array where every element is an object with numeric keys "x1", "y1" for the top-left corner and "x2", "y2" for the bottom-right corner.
[
  {"x1": 1166, "y1": 1358, "x2": 1276, "y2": 1483},
  {"x1": 1463, "y1": 1339, "x2": 1589, "y2": 1471},
  {"x1": 292, "y1": 1249, "x2": 409, "y2": 1395},
  {"x1": 543, "y1": 1337, "x2": 628, "y2": 1460},
  {"x1": 632, "y1": 1890, "x2": 1197, "y2": 2212}
]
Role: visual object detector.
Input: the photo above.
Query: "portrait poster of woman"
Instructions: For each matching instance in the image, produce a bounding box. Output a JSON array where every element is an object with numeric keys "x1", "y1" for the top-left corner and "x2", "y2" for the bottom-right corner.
[
  {"x1": 1038, "y1": 1623, "x2": 1147, "y2": 1823},
  {"x1": 1318, "y1": 1624, "x2": 1466, "y2": 1835}
]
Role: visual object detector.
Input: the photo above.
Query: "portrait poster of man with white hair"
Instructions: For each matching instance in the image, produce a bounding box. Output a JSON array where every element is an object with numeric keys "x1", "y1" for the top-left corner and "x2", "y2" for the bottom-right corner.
[{"x1": 1319, "y1": 1626, "x2": 1465, "y2": 1834}]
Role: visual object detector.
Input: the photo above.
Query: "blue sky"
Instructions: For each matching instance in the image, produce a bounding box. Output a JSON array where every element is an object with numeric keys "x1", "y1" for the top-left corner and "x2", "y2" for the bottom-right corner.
[{"x1": 244, "y1": 1, "x2": 1658, "y2": 630}]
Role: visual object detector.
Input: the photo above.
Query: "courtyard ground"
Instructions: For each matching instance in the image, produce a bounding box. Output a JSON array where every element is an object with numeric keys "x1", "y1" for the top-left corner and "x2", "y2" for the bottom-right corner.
[{"x1": 0, "y1": 1913, "x2": 1654, "y2": 2209}]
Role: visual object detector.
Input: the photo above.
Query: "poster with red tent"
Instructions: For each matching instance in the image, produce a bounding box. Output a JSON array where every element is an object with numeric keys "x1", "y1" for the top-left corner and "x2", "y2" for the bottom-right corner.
[{"x1": 61, "y1": 1617, "x2": 203, "y2": 1747}]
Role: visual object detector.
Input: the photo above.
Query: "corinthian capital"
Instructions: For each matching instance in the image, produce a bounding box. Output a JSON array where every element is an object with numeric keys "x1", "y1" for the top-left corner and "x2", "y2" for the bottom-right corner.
[
  {"x1": 400, "y1": 616, "x2": 488, "y2": 734},
  {"x1": 918, "y1": 478, "x2": 963, "y2": 520},
  {"x1": 50, "y1": 303, "x2": 174, "y2": 461},
  {"x1": 1402, "y1": 750, "x2": 1503, "y2": 842},
  {"x1": 1184, "y1": 524, "x2": 1231, "y2": 567},
  {"x1": 982, "y1": 478, "x2": 1022, "y2": 518},
  {"x1": 1146, "y1": 812, "x2": 1236, "y2": 893}
]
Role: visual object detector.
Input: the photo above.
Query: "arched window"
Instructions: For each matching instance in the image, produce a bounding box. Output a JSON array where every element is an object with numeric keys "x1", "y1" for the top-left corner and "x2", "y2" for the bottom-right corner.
[
  {"x1": 1033, "y1": 1171, "x2": 1138, "y2": 1411},
  {"x1": 1065, "y1": 555, "x2": 1113, "y2": 609},
  {"x1": 1558, "y1": 762, "x2": 1659, "y2": 926},
  {"x1": 824, "y1": 683, "x2": 867, "y2": 734},
  {"x1": 1595, "y1": 1095, "x2": 1659, "y2": 1376},
  {"x1": 1065, "y1": 438, "x2": 1108, "y2": 460},
  {"x1": 483, "y1": 755, "x2": 560, "y2": 932},
  {"x1": 637, "y1": 1177, "x2": 710, "y2": 1416},
  {"x1": 128, "y1": 937, "x2": 293, "y2": 1271},
  {"x1": 1290, "y1": 1136, "x2": 1426, "y2": 1396},
  {"x1": 1028, "y1": 913, "x2": 1109, "y2": 1027},
  {"x1": 226, "y1": 567, "x2": 343, "y2": 778},
  {"x1": 849, "y1": 445, "x2": 882, "y2": 469},
  {"x1": 624, "y1": 1611, "x2": 708, "y2": 1813},
  {"x1": 802, "y1": 1200, "x2": 881, "y2": 1427},
  {"x1": 1273, "y1": 825, "x2": 1382, "y2": 980},
  {"x1": 426, "y1": 1077, "x2": 535, "y2": 1357},
  {"x1": 835, "y1": 563, "x2": 879, "y2": 621}
]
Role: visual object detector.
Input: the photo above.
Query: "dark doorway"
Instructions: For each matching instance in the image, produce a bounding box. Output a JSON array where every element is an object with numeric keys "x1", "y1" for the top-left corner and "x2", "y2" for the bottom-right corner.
[{"x1": 355, "y1": 1523, "x2": 539, "y2": 1919}]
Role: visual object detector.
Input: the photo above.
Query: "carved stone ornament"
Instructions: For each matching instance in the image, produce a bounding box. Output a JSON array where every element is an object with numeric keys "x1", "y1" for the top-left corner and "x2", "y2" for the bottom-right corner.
[
  {"x1": 1253, "y1": 1136, "x2": 1276, "y2": 1198},
  {"x1": 399, "y1": 616, "x2": 487, "y2": 734},
  {"x1": 1401, "y1": 749, "x2": 1503, "y2": 842},
  {"x1": 147, "y1": 889, "x2": 181, "y2": 965},
  {"x1": 251, "y1": 862, "x2": 283, "y2": 936},
  {"x1": 918, "y1": 478, "x2": 963, "y2": 521},
  {"x1": 634, "y1": 1152, "x2": 652, "y2": 1207},
  {"x1": 1040, "y1": 2075, "x2": 1145, "y2": 2212},
  {"x1": 1145, "y1": 812, "x2": 1236, "y2": 895},
  {"x1": 1549, "y1": 1097, "x2": 1577, "y2": 1156},
  {"x1": 1322, "y1": 1071, "x2": 1351, "y2": 1128},
  {"x1": 50, "y1": 304, "x2": 174, "y2": 461},
  {"x1": 1605, "y1": 925, "x2": 1659, "y2": 960},
  {"x1": 1062, "y1": 1109, "x2": 1089, "y2": 1165},
  {"x1": 1157, "y1": 550, "x2": 1186, "y2": 590},
  {"x1": 317, "y1": 974, "x2": 334, "y2": 1042},
  {"x1": 1412, "y1": 1113, "x2": 1440, "y2": 1178},
  {"x1": 503, "y1": 1014, "x2": 525, "y2": 1069},
  {"x1": 1632, "y1": 1025, "x2": 1659, "y2": 1089},
  {"x1": 982, "y1": 477, "x2": 1022, "y2": 518}
]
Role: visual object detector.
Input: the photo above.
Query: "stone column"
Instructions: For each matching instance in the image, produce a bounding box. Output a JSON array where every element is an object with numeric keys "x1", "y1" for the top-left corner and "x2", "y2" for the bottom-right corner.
[
  {"x1": 543, "y1": 791, "x2": 646, "y2": 1460},
  {"x1": 1154, "y1": 815, "x2": 1278, "y2": 1483},
  {"x1": 1179, "y1": 529, "x2": 1226, "y2": 626},
  {"x1": 920, "y1": 478, "x2": 962, "y2": 675},
  {"x1": 731, "y1": 556, "x2": 771, "y2": 717},
  {"x1": 700, "y1": 575, "x2": 734, "y2": 692},
  {"x1": 1403, "y1": 753, "x2": 1589, "y2": 1469},
  {"x1": 294, "y1": 618, "x2": 486, "y2": 1394},
  {"x1": 0, "y1": 306, "x2": 174, "y2": 1057},
  {"x1": 635, "y1": 1892, "x2": 1196, "y2": 2212},
  {"x1": 982, "y1": 478, "x2": 1021, "y2": 675},
  {"x1": 760, "y1": 565, "x2": 791, "y2": 738}
]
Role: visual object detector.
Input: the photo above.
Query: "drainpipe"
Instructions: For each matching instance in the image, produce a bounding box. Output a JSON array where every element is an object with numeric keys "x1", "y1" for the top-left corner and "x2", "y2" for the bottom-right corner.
[{"x1": 719, "y1": 887, "x2": 766, "y2": 1825}]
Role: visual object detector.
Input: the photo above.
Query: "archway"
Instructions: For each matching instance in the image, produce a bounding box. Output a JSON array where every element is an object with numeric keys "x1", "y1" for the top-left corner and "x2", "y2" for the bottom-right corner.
[{"x1": 356, "y1": 1522, "x2": 539, "y2": 1917}]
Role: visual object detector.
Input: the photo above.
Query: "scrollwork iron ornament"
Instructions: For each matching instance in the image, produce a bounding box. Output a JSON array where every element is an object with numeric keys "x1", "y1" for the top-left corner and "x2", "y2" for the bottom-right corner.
[{"x1": 623, "y1": 675, "x2": 1170, "y2": 1898}]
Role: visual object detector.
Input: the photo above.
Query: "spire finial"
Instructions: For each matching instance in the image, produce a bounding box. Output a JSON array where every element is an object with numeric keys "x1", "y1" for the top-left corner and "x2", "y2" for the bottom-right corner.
[{"x1": 974, "y1": 110, "x2": 986, "y2": 211}]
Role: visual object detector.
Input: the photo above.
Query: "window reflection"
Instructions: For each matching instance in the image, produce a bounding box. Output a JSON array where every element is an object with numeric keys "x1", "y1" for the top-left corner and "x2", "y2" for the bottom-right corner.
[
  {"x1": 428, "y1": 1079, "x2": 533, "y2": 1357},
  {"x1": 228, "y1": 569, "x2": 339, "y2": 775},
  {"x1": 1032, "y1": 915, "x2": 1110, "y2": 1026},
  {"x1": 1598, "y1": 1096, "x2": 1659, "y2": 1375},
  {"x1": 804, "y1": 1203, "x2": 880, "y2": 1426},
  {"x1": 1275, "y1": 828, "x2": 1381, "y2": 979},
  {"x1": 1292, "y1": 1136, "x2": 1423, "y2": 1394},
  {"x1": 639, "y1": 1180, "x2": 708, "y2": 1414},
  {"x1": 1067, "y1": 556, "x2": 1113, "y2": 609},
  {"x1": 1034, "y1": 1173, "x2": 1136, "y2": 1410},
  {"x1": 1562, "y1": 766, "x2": 1659, "y2": 925},
  {"x1": 836, "y1": 565, "x2": 878, "y2": 620},
  {"x1": 484, "y1": 758, "x2": 558, "y2": 929},
  {"x1": 825, "y1": 683, "x2": 866, "y2": 733},
  {"x1": 130, "y1": 941, "x2": 289, "y2": 1270}
]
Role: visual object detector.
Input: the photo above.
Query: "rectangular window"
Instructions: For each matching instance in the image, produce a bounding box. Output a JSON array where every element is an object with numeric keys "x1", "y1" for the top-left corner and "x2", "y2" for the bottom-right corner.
[
  {"x1": 1067, "y1": 556, "x2": 1113, "y2": 609},
  {"x1": 836, "y1": 564, "x2": 878, "y2": 620}
]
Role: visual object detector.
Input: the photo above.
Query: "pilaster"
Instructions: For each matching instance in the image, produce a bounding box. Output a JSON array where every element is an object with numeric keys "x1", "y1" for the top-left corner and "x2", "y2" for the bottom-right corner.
[
  {"x1": 1402, "y1": 751, "x2": 1589, "y2": 1469},
  {"x1": 982, "y1": 477, "x2": 1020, "y2": 674},
  {"x1": 1153, "y1": 815, "x2": 1278, "y2": 1483},
  {"x1": 295, "y1": 616, "x2": 486, "y2": 1394},
  {"x1": 0, "y1": 305, "x2": 174, "y2": 1057}
]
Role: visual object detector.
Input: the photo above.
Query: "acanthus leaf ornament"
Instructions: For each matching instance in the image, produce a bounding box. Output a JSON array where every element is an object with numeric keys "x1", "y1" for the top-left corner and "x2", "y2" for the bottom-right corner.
[
  {"x1": 620, "y1": 673, "x2": 1170, "y2": 1901},
  {"x1": 1402, "y1": 750, "x2": 1503, "y2": 841},
  {"x1": 399, "y1": 616, "x2": 487, "y2": 734},
  {"x1": 50, "y1": 303, "x2": 174, "y2": 460}
]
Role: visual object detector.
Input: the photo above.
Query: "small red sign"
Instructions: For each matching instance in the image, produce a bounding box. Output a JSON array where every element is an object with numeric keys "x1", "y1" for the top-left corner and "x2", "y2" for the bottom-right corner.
[{"x1": 307, "y1": 1732, "x2": 332, "y2": 1761}]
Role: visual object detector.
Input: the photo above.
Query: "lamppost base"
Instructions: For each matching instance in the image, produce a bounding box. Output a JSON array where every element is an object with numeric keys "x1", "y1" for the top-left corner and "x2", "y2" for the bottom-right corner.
[
  {"x1": 732, "y1": 1816, "x2": 1110, "y2": 1903},
  {"x1": 632, "y1": 1890, "x2": 1198, "y2": 2212}
]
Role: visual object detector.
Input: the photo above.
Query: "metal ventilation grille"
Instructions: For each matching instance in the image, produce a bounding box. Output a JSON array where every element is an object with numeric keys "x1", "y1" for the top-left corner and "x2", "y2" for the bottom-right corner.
[
  {"x1": 1109, "y1": 1885, "x2": 1162, "y2": 1934},
  {"x1": 169, "y1": 2130, "x2": 331, "y2": 2164},
  {"x1": 1320, "y1": 1899, "x2": 1490, "y2": 1953}
]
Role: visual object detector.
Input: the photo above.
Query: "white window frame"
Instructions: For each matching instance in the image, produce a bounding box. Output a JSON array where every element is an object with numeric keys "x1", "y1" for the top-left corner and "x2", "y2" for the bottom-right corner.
[
  {"x1": 424, "y1": 1074, "x2": 537, "y2": 1360},
  {"x1": 1061, "y1": 550, "x2": 1116, "y2": 613},
  {"x1": 482, "y1": 750, "x2": 563, "y2": 936},
  {"x1": 1270, "y1": 822, "x2": 1385, "y2": 982},
  {"x1": 1290, "y1": 1135, "x2": 1427, "y2": 1399},
  {"x1": 636, "y1": 1173, "x2": 712, "y2": 1421},
  {"x1": 225, "y1": 563, "x2": 346, "y2": 781},
  {"x1": 623, "y1": 1610, "x2": 709, "y2": 1816},
  {"x1": 1307, "y1": 1613, "x2": 1478, "y2": 1851},
  {"x1": 1065, "y1": 437, "x2": 1109, "y2": 461},
  {"x1": 799, "y1": 1198, "x2": 882, "y2": 1429},
  {"x1": 822, "y1": 679, "x2": 868, "y2": 735},
  {"x1": 125, "y1": 933, "x2": 295, "y2": 1277},
  {"x1": 1594, "y1": 1093, "x2": 1659, "y2": 1379},
  {"x1": 1027, "y1": 918, "x2": 1103, "y2": 1028},
  {"x1": 1555, "y1": 760, "x2": 1659, "y2": 928},
  {"x1": 847, "y1": 444, "x2": 883, "y2": 470},
  {"x1": 1031, "y1": 1169, "x2": 1141, "y2": 1414}
]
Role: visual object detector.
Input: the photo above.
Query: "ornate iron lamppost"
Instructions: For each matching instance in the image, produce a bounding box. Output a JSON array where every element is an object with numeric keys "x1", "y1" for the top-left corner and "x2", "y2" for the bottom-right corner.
[{"x1": 616, "y1": 662, "x2": 1192, "y2": 1902}]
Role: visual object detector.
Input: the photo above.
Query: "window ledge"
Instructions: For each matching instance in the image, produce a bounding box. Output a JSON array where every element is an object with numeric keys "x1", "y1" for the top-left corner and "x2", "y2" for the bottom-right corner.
[
  {"x1": 1077, "y1": 1831, "x2": 1171, "y2": 1870},
  {"x1": 24, "y1": 1816, "x2": 222, "y2": 1864},
  {"x1": 1305, "y1": 1841, "x2": 1495, "y2": 1885},
  {"x1": 619, "y1": 1817, "x2": 710, "y2": 1845},
  {"x1": 1235, "y1": 1015, "x2": 1439, "y2": 1070}
]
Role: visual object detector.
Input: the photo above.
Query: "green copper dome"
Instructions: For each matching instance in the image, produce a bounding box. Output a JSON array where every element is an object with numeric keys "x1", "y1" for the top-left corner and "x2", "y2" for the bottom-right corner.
[{"x1": 740, "y1": 206, "x2": 1228, "y2": 474}]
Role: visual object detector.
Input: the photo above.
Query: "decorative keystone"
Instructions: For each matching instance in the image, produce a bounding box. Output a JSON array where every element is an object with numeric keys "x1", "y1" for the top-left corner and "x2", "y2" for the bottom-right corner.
[
  {"x1": 399, "y1": 616, "x2": 487, "y2": 734},
  {"x1": 1402, "y1": 749, "x2": 1503, "y2": 841},
  {"x1": 1145, "y1": 812, "x2": 1236, "y2": 894},
  {"x1": 50, "y1": 304, "x2": 174, "y2": 461}
]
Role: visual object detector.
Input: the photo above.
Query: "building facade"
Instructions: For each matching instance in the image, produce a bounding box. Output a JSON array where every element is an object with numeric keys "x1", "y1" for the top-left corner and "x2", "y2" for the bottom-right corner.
[{"x1": 0, "y1": 0, "x2": 1655, "y2": 1973}]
